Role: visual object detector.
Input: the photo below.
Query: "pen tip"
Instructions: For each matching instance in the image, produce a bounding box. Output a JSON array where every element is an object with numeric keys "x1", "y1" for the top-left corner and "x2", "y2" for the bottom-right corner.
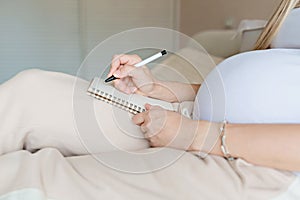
[
  {"x1": 161, "y1": 50, "x2": 167, "y2": 55},
  {"x1": 104, "y1": 75, "x2": 115, "y2": 83}
]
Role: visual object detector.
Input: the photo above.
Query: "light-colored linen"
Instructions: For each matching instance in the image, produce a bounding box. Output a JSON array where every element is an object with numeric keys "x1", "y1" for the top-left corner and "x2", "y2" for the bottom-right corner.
[
  {"x1": 0, "y1": 189, "x2": 49, "y2": 200},
  {"x1": 0, "y1": 148, "x2": 296, "y2": 200},
  {"x1": 0, "y1": 69, "x2": 297, "y2": 199},
  {"x1": 272, "y1": 177, "x2": 300, "y2": 200},
  {"x1": 0, "y1": 69, "x2": 148, "y2": 156}
]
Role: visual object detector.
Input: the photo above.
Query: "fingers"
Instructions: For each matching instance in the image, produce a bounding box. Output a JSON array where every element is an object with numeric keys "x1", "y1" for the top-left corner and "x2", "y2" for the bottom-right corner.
[
  {"x1": 113, "y1": 64, "x2": 136, "y2": 79},
  {"x1": 145, "y1": 103, "x2": 152, "y2": 110},
  {"x1": 145, "y1": 104, "x2": 162, "y2": 111},
  {"x1": 132, "y1": 104, "x2": 165, "y2": 140},
  {"x1": 114, "y1": 76, "x2": 138, "y2": 94},
  {"x1": 140, "y1": 124, "x2": 148, "y2": 134},
  {"x1": 108, "y1": 54, "x2": 156, "y2": 97},
  {"x1": 112, "y1": 65, "x2": 155, "y2": 95},
  {"x1": 132, "y1": 112, "x2": 146, "y2": 125},
  {"x1": 108, "y1": 54, "x2": 142, "y2": 77}
]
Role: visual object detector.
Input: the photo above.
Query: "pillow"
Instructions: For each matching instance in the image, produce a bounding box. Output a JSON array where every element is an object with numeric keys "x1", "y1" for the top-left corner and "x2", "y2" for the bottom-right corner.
[
  {"x1": 237, "y1": 20, "x2": 266, "y2": 52},
  {"x1": 151, "y1": 47, "x2": 224, "y2": 84},
  {"x1": 191, "y1": 30, "x2": 242, "y2": 58},
  {"x1": 271, "y1": 8, "x2": 300, "y2": 48}
]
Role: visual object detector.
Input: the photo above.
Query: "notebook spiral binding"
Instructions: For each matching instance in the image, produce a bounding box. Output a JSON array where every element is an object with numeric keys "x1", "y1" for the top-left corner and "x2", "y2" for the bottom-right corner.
[{"x1": 87, "y1": 87, "x2": 146, "y2": 115}]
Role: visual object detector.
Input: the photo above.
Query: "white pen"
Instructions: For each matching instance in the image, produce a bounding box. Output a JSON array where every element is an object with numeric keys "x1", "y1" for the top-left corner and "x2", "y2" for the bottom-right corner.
[{"x1": 105, "y1": 50, "x2": 167, "y2": 83}]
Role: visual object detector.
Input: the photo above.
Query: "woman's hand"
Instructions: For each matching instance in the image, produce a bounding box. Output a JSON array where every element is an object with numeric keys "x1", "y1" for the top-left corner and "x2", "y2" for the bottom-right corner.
[
  {"x1": 108, "y1": 54, "x2": 200, "y2": 103},
  {"x1": 108, "y1": 54, "x2": 158, "y2": 96},
  {"x1": 132, "y1": 104, "x2": 205, "y2": 151}
]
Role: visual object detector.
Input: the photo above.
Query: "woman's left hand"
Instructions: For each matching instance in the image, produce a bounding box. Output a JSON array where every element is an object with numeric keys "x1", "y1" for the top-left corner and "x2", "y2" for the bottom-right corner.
[{"x1": 132, "y1": 104, "x2": 203, "y2": 151}]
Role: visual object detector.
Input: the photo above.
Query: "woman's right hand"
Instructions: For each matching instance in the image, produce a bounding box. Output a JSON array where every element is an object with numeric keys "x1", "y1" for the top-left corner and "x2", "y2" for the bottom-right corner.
[
  {"x1": 108, "y1": 54, "x2": 158, "y2": 96},
  {"x1": 108, "y1": 54, "x2": 199, "y2": 103}
]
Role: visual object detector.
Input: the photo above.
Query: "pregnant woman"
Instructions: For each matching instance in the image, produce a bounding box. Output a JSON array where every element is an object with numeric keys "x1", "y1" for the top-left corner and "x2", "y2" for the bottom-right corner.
[{"x1": 0, "y1": 0, "x2": 299, "y2": 199}]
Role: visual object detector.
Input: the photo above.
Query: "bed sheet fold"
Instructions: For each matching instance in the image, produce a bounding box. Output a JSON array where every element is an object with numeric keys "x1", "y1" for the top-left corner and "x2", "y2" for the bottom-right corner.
[{"x1": 0, "y1": 148, "x2": 296, "y2": 200}]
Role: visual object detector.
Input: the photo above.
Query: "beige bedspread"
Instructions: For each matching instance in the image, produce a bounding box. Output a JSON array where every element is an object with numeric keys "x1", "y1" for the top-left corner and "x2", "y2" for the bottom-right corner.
[{"x1": 0, "y1": 148, "x2": 296, "y2": 200}]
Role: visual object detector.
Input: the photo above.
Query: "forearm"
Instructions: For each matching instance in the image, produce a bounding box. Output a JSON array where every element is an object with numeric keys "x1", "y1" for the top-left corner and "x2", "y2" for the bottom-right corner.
[
  {"x1": 209, "y1": 123, "x2": 300, "y2": 171},
  {"x1": 148, "y1": 80, "x2": 200, "y2": 103}
]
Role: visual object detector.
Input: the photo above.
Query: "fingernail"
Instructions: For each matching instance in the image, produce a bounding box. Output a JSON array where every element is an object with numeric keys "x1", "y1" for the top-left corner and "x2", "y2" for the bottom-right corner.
[{"x1": 145, "y1": 104, "x2": 152, "y2": 110}]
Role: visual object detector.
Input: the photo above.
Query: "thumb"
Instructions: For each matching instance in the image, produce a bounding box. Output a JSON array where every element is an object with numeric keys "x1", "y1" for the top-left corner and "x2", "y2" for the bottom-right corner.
[
  {"x1": 132, "y1": 112, "x2": 146, "y2": 125},
  {"x1": 145, "y1": 103, "x2": 152, "y2": 111}
]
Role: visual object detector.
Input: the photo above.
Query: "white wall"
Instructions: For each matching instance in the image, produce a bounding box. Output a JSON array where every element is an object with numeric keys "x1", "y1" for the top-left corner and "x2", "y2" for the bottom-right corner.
[
  {"x1": 80, "y1": 0, "x2": 179, "y2": 54},
  {"x1": 0, "y1": 0, "x2": 179, "y2": 83},
  {"x1": 0, "y1": 0, "x2": 81, "y2": 83}
]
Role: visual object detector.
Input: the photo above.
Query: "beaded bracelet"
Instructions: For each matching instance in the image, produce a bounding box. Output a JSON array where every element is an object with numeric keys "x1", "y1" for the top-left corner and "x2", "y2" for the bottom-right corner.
[{"x1": 220, "y1": 120, "x2": 235, "y2": 161}]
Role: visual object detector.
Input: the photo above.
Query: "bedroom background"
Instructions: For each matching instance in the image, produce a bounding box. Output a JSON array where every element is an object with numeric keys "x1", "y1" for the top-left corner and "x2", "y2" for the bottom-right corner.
[{"x1": 0, "y1": 0, "x2": 280, "y2": 83}]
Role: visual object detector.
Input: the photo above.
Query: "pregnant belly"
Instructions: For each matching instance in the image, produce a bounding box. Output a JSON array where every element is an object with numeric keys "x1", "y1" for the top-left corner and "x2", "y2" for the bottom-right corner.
[{"x1": 193, "y1": 49, "x2": 300, "y2": 124}]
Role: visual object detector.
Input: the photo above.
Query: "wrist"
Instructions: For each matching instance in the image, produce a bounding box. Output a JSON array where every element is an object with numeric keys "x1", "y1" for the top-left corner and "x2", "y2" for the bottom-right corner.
[
  {"x1": 147, "y1": 80, "x2": 178, "y2": 102},
  {"x1": 189, "y1": 120, "x2": 223, "y2": 157},
  {"x1": 147, "y1": 80, "x2": 199, "y2": 103},
  {"x1": 189, "y1": 120, "x2": 210, "y2": 151}
]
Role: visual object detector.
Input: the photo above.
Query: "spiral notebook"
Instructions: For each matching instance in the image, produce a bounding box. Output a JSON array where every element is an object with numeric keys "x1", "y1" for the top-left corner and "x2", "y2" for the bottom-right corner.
[{"x1": 87, "y1": 77, "x2": 176, "y2": 114}]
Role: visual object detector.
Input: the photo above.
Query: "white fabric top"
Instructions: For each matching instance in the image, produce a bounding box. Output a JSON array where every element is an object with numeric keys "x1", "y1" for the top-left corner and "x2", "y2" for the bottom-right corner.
[
  {"x1": 193, "y1": 49, "x2": 300, "y2": 176},
  {"x1": 193, "y1": 49, "x2": 300, "y2": 123},
  {"x1": 271, "y1": 8, "x2": 300, "y2": 49}
]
